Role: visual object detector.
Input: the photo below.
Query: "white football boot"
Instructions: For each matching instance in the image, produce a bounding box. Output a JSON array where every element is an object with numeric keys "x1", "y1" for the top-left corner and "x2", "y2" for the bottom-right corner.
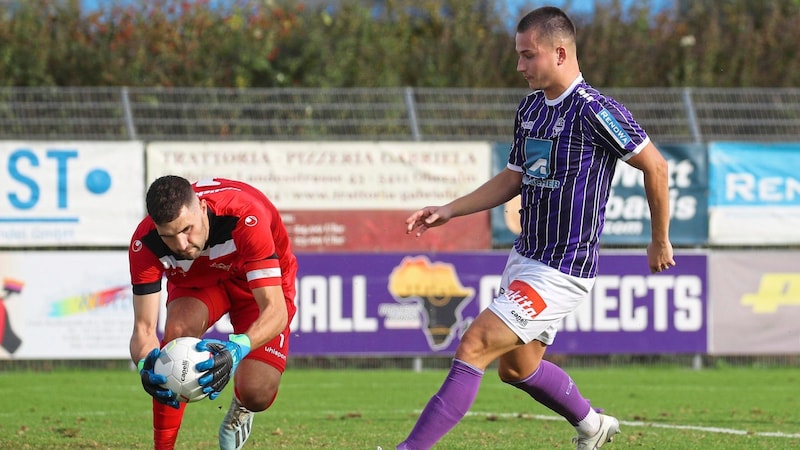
[
  {"x1": 219, "y1": 396, "x2": 254, "y2": 450},
  {"x1": 573, "y1": 414, "x2": 621, "y2": 450}
]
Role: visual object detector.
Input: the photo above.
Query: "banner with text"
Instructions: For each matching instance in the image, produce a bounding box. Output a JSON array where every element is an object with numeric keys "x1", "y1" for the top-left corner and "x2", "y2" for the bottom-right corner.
[
  {"x1": 146, "y1": 141, "x2": 492, "y2": 251},
  {"x1": 1, "y1": 250, "x2": 706, "y2": 359},
  {"x1": 708, "y1": 251, "x2": 800, "y2": 354},
  {"x1": 491, "y1": 143, "x2": 708, "y2": 247},
  {"x1": 709, "y1": 142, "x2": 800, "y2": 245},
  {"x1": 199, "y1": 251, "x2": 708, "y2": 355},
  {"x1": 0, "y1": 141, "x2": 145, "y2": 246}
]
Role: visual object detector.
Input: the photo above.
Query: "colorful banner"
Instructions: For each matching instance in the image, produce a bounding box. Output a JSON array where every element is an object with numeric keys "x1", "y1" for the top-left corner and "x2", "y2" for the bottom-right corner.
[
  {"x1": 491, "y1": 143, "x2": 709, "y2": 247},
  {"x1": 0, "y1": 141, "x2": 145, "y2": 246},
  {"x1": 708, "y1": 251, "x2": 800, "y2": 354},
  {"x1": 146, "y1": 141, "x2": 492, "y2": 251},
  {"x1": 1, "y1": 250, "x2": 706, "y2": 359},
  {"x1": 0, "y1": 251, "x2": 134, "y2": 359},
  {"x1": 709, "y1": 142, "x2": 800, "y2": 245}
]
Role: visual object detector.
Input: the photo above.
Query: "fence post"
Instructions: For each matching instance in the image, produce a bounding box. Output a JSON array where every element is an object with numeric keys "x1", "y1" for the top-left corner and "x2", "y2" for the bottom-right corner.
[
  {"x1": 404, "y1": 86, "x2": 421, "y2": 141},
  {"x1": 121, "y1": 86, "x2": 137, "y2": 140},
  {"x1": 682, "y1": 87, "x2": 702, "y2": 144}
]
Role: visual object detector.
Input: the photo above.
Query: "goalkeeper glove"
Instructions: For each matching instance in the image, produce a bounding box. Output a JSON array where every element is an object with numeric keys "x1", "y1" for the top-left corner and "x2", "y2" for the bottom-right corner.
[
  {"x1": 138, "y1": 348, "x2": 180, "y2": 409},
  {"x1": 195, "y1": 334, "x2": 251, "y2": 400}
]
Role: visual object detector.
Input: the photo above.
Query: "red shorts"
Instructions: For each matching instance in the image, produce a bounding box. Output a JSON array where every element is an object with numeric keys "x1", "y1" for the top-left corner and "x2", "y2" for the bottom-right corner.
[{"x1": 167, "y1": 278, "x2": 295, "y2": 373}]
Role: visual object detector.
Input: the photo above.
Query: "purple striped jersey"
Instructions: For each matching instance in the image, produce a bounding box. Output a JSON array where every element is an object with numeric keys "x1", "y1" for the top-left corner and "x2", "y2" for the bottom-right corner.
[{"x1": 508, "y1": 75, "x2": 650, "y2": 278}]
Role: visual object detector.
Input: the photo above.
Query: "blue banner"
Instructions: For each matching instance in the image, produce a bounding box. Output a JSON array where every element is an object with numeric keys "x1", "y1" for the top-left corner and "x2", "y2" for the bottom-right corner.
[{"x1": 708, "y1": 142, "x2": 800, "y2": 245}]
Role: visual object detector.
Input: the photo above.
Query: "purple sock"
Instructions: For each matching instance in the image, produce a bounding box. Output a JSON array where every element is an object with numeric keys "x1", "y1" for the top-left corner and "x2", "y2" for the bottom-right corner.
[
  {"x1": 397, "y1": 359, "x2": 483, "y2": 450},
  {"x1": 505, "y1": 360, "x2": 591, "y2": 425}
]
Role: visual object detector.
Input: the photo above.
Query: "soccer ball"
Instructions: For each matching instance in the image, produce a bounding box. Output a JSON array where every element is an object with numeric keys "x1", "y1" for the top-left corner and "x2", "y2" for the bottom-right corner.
[{"x1": 154, "y1": 337, "x2": 212, "y2": 403}]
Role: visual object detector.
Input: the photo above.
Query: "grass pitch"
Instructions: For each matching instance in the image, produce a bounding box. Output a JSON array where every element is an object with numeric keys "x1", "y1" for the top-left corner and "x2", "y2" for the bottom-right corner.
[{"x1": 0, "y1": 365, "x2": 798, "y2": 449}]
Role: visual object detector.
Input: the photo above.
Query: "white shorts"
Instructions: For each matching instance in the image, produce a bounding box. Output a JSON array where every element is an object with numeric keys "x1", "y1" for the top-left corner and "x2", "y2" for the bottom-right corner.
[{"x1": 487, "y1": 250, "x2": 595, "y2": 345}]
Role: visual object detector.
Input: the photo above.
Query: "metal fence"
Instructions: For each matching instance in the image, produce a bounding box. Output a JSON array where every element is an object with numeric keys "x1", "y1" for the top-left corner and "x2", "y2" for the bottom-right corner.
[{"x1": 2, "y1": 86, "x2": 799, "y2": 143}]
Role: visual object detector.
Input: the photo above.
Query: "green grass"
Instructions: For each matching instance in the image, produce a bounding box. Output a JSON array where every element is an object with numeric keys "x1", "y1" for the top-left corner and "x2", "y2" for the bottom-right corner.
[{"x1": 0, "y1": 366, "x2": 798, "y2": 449}]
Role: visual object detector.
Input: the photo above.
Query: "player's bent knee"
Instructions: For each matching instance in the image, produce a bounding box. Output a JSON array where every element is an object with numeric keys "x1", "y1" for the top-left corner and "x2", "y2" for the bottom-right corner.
[{"x1": 238, "y1": 388, "x2": 278, "y2": 412}]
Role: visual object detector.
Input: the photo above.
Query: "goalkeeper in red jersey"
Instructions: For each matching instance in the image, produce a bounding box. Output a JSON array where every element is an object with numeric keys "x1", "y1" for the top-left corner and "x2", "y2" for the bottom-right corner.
[{"x1": 128, "y1": 175, "x2": 298, "y2": 450}]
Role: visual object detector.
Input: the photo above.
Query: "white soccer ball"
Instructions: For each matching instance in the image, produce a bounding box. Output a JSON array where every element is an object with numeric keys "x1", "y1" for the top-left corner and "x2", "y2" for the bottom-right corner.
[{"x1": 153, "y1": 337, "x2": 212, "y2": 403}]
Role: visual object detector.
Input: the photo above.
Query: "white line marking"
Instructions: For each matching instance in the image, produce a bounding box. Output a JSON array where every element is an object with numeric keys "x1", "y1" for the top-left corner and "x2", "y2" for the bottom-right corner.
[{"x1": 465, "y1": 412, "x2": 800, "y2": 439}]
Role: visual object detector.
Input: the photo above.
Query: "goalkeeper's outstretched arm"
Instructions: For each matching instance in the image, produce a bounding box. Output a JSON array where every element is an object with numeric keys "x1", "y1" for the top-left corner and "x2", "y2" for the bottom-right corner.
[{"x1": 130, "y1": 292, "x2": 161, "y2": 363}]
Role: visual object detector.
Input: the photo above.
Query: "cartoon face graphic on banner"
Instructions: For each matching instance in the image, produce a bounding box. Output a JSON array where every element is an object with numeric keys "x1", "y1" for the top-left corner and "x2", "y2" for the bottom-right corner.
[{"x1": 387, "y1": 256, "x2": 475, "y2": 350}]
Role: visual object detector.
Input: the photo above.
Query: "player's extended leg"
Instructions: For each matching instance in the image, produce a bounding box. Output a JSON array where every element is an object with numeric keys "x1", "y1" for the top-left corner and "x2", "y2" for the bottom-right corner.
[
  {"x1": 499, "y1": 342, "x2": 620, "y2": 448},
  {"x1": 396, "y1": 309, "x2": 521, "y2": 450},
  {"x1": 152, "y1": 401, "x2": 187, "y2": 450},
  {"x1": 499, "y1": 342, "x2": 598, "y2": 431},
  {"x1": 219, "y1": 314, "x2": 291, "y2": 450}
]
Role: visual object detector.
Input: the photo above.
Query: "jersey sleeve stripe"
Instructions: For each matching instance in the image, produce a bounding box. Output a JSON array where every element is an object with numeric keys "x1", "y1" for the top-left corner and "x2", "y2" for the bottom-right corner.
[{"x1": 246, "y1": 267, "x2": 282, "y2": 282}]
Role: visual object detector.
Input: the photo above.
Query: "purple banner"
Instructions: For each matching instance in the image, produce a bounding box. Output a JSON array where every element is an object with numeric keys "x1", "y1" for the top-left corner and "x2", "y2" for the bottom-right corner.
[
  {"x1": 276, "y1": 251, "x2": 708, "y2": 356},
  {"x1": 553, "y1": 252, "x2": 707, "y2": 354}
]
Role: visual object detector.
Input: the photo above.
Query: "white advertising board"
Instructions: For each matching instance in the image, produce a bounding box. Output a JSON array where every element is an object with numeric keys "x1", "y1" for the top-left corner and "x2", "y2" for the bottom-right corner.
[
  {"x1": 146, "y1": 141, "x2": 492, "y2": 210},
  {"x1": 0, "y1": 251, "x2": 134, "y2": 359},
  {"x1": 0, "y1": 141, "x2": 145, "y2": 246}
]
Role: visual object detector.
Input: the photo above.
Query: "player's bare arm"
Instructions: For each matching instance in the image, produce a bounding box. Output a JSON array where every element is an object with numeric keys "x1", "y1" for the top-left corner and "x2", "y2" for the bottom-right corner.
[
  {"x1": 242, "y1": 284, "x2": 289, "y2": 348},
  {"x1": 406, "y1": 168, "x2": 522, "y2": 237},
  {"x1": 626, "y1": 142, "x2": 676, "y2": 273},
  {"x1": 130, "y1": 292, "x2": 162, "y2": 362}
]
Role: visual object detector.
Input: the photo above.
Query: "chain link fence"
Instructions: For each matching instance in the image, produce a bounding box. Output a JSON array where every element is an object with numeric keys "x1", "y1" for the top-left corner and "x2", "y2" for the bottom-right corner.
[
  {"x1": 3, "y1": 86, "x2": 798, "y2": 370},
  {"x1": 2, "y1": 86, "x2": 800, "y2": 143}
]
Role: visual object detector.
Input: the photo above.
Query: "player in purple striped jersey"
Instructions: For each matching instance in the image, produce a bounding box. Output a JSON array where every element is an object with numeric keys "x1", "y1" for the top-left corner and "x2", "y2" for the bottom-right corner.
[{"x1": 398, "y1": 6, "x2": 675, "y2": 450}]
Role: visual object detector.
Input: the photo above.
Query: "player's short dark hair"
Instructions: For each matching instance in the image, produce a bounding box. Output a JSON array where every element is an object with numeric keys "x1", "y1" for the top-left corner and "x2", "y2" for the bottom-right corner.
[
  {"x1": 516, "y1": 6, "x2": 576, "y2": 43},
  {"x1": 146, "y1": 175, "x2": 196, "y2": 225}
]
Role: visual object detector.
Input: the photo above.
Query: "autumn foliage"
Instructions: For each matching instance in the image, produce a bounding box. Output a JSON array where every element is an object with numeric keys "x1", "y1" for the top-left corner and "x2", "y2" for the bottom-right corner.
[{"x1": 1, "y1": 0, "x2": 799, "y2": 88}]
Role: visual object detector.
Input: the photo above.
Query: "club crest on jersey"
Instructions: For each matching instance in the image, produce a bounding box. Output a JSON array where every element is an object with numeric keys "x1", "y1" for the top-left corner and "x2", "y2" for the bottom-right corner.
[
  {"x1": 550, "y1": 117, "x2": 566, "y2": 138},
  {"x1": 244, "y1": 215, "x2": 258, "y2": 227}
]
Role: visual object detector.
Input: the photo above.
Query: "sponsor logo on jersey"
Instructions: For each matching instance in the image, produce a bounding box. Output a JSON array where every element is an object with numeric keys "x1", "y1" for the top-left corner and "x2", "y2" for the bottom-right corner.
[
  {"x1": 521, "y1": 140, "x2": 561, "y2": 189},
  {"x1": 132, "y1": 240, "x2": 143, "y2": 252},
  {"x1": 244, "y1": 215, "x2": 258, "y2": 227},
  {"x1": 264, "y1": 346, "x2": 287, "y2": 361},
  {"x1": 523, "y1": 138, "x2": 552, "y2": 179},
  {"x1": 210, "y1": 262, "x2": 232, "y2": 272},
  {"x1": 505, "y1": 280, "x2": 547, "y2": 320},
  {"x1": 596, "y1": 108, "x2": 632, "y2": 147},
  {"x1": 510, "y1": 309, "x2": 529, "y2": 326},
  {"x1": 528, "y1": 178, "x2": 561, "y2": 189}
]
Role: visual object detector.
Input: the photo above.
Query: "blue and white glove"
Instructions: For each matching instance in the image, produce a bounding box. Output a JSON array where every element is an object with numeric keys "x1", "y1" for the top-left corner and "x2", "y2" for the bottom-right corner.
[
  {"x1": 138, "y1": 348, "x2": 180, "y2": 409},
  {"x1": 195, "y1": 334, "x2": 251, "y2": 400}
]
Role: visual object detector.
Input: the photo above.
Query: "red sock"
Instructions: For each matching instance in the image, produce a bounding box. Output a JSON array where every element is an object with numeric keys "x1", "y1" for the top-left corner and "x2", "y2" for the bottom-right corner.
[{"x1": 153, "y1": 399, "x2": 186, "y2": 450}]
